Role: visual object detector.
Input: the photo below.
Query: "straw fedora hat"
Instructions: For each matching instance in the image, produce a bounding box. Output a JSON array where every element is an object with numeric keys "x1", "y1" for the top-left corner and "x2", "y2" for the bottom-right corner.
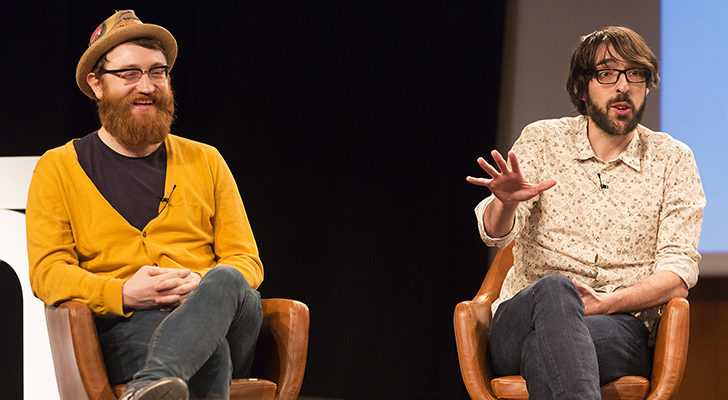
[{"x1": 76, "y1": 10, "x2": 178, "y2": 99}]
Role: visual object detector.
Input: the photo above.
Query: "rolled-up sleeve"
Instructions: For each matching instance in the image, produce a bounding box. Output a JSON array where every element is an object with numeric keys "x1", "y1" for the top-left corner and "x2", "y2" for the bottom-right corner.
[
  {"x1": 653, "y1": 144, "x2": 705, "y2": 289},
  {"x1": 474, "y1": 195, "x2": 519, "y2": 247}
]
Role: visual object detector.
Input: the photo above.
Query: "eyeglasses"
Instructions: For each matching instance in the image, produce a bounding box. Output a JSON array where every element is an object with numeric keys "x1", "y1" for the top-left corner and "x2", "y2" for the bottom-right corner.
[
  {"x1": 101, "y1": 65, "x2": 170, "y2": 84},
  {"x1": 593, "y1": 68, "x2": 650, "y2": 84}
]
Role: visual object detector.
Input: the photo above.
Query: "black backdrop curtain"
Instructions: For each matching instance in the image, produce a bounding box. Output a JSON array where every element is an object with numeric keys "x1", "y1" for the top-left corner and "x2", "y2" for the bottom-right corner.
[{"x1": 1, "y1": 1, "x2": 506, "y2": 398}]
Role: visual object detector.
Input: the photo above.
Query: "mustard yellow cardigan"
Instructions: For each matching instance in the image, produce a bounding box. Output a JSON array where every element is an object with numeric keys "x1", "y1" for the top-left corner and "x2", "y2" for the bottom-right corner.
[{"x1": 27, "y1": 134, "x2": 263, "y2": 317}]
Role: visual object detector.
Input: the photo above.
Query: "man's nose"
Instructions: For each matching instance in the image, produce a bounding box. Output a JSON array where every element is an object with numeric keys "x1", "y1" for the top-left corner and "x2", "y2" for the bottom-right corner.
[
  {"x1": 135, "y1": 73, "x2": 156, "y2": 93},
  {"x1": 615, "y1": 72, "x2": 630, "y2": 93}
]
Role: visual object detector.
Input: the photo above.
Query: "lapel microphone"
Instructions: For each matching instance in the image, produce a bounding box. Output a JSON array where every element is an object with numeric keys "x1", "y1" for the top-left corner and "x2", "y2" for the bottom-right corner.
[
  {"x1": 597, "y1": 173, "x2": 608, "y2": 190},
  {"x1": 158, "y1": 184, "x2": 177, "y2": 214},
  {"x1": 161, "y1": 184, "x2": 177, "y2": 203}
]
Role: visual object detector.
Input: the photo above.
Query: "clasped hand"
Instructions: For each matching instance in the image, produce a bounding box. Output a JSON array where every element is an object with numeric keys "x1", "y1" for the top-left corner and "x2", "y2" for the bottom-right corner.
[
  {"x1": 466, "y1": 150, "x2": 556, "y2": 205},
  {"x1": 122, "y1": 265, "x2": 202, "y2": 311}
]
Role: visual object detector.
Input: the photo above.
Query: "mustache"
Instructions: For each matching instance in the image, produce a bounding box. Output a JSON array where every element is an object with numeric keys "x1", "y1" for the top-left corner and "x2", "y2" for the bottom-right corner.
[
  {"x1": 126, "y1": 92, "x2": 162, "y2": 105},
  {"x1": 608, "y1": 93, "x2": 635, "y2": 109}
]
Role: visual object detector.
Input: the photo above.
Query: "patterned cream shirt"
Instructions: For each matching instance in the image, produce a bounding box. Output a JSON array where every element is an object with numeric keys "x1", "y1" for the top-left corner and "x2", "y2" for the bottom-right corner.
[{"x1": 476, "y1": 116, "x2": 705, "y2": 334}]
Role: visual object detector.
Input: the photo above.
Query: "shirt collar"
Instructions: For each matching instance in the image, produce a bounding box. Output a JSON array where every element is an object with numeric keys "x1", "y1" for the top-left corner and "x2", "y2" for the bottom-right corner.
[{"x1": 573, "y1": 116, "x2": 643, "y2": 171}]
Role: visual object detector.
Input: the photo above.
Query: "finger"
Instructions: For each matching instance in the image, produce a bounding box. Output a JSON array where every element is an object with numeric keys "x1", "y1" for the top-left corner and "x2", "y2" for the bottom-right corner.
[
  {"x1": 571, "y1": 278, "x2": 586, "y2": 289},
  {"x1": 184, "y1": 272, "x2": 202, "y2": 285},
  {"x1": 534, "y1": 178, "x2": 557, "y2": 192},
  {"x1": 137, "y1": 265, "x2": 156, "y2": 274},
  {"x1": 157, "y1": 282, "x2": 197, "y2": 297},
  {"x1": 571, "y1": 280, "x2": 588, "y2": 296},
  {"x1": 160, "y1": 296, "x2": 188, "y2": 310},
  {"x1": 155, "y1": 294, "x2": 183, "y2": 305},
  {"x1": 476, "y1": 157, "x2": 501, "y2": 177},
  {"x1": 173, "y1": 282, "x2": 198, "y2": 295},
  {"x1": 466, "y1": 176, "x2": 493, "y2": 187},
  {"x1": 571, "y1": 278, "x2": 595, "y2": 295},
  {"x1": 508, "y1": 152, "x2": 523, "y2": 176},
  {"x1": 156, "y1": 288, "x2": 194, "y2": 306},
  {"x1": 188, "y1": 272, "x2": 202, "y2": 284},
  {"x1": 491, "y1": 150, "x2": 510, "y2": 174},
  {"x1": 150, "y1": 268, "x2": 192, "y2": 280},
  {"x1": 147, "y1": 266, "x2": 181, "y2": 276},
  {"x1": 166, "y1": 268, "x2": 191, "y2": 278},
  {"x1": 153, "y1": 277, "x2": 187, "y2": 292}
]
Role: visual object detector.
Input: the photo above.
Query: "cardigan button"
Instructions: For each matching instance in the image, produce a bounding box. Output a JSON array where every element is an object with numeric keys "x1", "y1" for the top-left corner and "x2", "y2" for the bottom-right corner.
[{"x1": 142, "y1": 231, "x2": 147, "y2": 237}]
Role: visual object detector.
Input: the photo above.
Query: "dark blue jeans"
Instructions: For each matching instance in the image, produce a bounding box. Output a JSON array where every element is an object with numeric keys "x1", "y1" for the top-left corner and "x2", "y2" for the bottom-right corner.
[
  {"x1": 489, "y1": 274, "x2": 651, "y2": 400},
  {"x1": 97, "y1": 265, "x2": 262, "y2": 399}
]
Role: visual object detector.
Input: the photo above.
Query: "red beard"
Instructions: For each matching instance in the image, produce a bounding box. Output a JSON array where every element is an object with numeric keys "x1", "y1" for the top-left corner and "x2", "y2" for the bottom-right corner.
[{"x1": 97, "y1": 84, "x2": 176, "y2": 148}]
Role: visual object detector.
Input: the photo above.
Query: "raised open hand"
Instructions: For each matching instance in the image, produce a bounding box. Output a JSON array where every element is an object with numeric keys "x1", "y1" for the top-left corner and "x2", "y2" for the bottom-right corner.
[{"x1": 466, "y1": 150, "x2": 556, "y2": 205}]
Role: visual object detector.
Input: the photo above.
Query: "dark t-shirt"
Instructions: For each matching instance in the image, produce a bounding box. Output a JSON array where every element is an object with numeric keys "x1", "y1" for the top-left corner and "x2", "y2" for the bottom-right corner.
[{"x1": 74, "y1": 132, "x2": 166, "y2": 231}]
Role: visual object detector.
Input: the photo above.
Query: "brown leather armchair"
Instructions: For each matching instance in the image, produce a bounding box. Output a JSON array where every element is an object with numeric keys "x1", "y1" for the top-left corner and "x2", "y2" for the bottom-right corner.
[
  {"x1": 46, "y1": 298, "x2": 309, "y2": 400},
  {"x1": 454, "y1": 242, "x2": 690, "y2": 400}
]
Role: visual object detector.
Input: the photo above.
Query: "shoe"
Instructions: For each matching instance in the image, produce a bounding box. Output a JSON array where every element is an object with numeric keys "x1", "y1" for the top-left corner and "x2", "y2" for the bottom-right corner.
[{"x1": 119, "y1": 377, "x2": 189, "y2": 400}]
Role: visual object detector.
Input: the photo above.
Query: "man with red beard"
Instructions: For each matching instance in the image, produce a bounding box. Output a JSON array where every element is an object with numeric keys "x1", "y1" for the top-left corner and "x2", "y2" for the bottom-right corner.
[
  {"x1": 27, "y1": 10, "x2": 263, "y2": 400},
  {"x1": 466, "y1": 27, "x2": 705, "y2": 399}
]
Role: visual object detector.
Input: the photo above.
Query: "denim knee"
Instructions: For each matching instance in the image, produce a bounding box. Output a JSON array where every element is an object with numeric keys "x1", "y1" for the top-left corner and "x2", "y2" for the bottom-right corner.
[
  {"x1": 531, "y1": 274, "x2": 584, "y2": 312},
  {"x1": 203, "y1": 265, "x2": 256, "y2": 296},
  {"x1": 205, "y1": 265, "x2": 249, "y2": 287},
  {"x1": 533, "y1": 274, "x2": 579, "y2": 297},
  {"x1": 535, "y1": 274, "x2": 575, "y2": 290},
  {"x1": 206, "y1": 266, "x2": 262, "y2": 319}
]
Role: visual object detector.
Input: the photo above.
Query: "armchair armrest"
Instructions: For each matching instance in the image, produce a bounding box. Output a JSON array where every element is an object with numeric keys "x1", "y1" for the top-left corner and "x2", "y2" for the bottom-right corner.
[
  {"x1": 45, "y1": 300, "x2": 116, "y2": 400},
  {"x1": 454, "y1": 296, "x2": 498, "y2": 400},
  {"x1": 646, "y1": 297, "x2": 689, "y2": 400},
  {"x1": 254, "y1": 298, "x2": 310, "y2": 400}
]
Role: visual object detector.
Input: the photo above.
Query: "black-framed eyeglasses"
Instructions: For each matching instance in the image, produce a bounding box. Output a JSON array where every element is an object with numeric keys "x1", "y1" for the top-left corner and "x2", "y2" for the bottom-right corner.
[
  {"x1": 101, "y1": 65, "x2": 170, "y2": 84},
  {"x1": 593, "y1": 68, "x2": 650, "y2": 84}
]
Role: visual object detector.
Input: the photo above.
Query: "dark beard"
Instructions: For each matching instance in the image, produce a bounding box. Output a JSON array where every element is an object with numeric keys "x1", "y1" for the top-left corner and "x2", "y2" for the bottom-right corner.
[
  {"x1": 586, "y1": 92, "x2": 645, "y2": 136},
  {"x1": 97, "y1": 85, "x2": 175, "y2": 147}
]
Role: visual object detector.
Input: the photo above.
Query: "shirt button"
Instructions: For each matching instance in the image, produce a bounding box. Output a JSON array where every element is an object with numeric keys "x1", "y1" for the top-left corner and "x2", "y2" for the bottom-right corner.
[{"x1": 142, "y1": 232, "x2": 147, "y2": 237}]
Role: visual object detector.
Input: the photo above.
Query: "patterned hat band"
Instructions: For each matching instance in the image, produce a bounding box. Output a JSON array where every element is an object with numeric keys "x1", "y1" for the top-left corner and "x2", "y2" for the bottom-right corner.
[{"x1": 88, "y1": 10, "x2": 143, "y2": 48}]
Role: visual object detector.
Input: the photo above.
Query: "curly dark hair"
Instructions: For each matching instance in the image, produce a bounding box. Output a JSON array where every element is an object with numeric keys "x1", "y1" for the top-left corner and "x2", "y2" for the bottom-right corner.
[{"x1": 566, "y1": 26, "x2": 659, "y2": 115}]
